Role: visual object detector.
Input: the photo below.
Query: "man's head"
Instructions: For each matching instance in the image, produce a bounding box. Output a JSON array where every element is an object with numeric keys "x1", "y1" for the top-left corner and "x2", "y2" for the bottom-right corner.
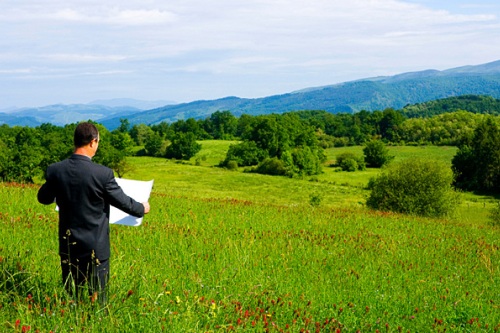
[
  {"x1": 74, "y1": 122, "x2": 99, "y2": 148},
  {"x1": 74, "y1": 122, "x2": 99, "y2": 157}
]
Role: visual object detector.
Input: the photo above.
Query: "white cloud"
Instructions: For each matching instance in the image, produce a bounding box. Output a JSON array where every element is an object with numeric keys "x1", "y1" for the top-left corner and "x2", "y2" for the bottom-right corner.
[
  {"x1": 0, "y1": 0, "x2": 500, "y2": 106},
  {"x1": 43, "y1": 54, "x2": 127, "y2": 63}
]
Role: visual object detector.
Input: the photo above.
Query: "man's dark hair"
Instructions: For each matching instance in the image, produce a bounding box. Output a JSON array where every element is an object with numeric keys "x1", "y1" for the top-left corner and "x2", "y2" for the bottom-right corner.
[{"x1": 74, "y1": 122, "x2": 99, "y2": 148}]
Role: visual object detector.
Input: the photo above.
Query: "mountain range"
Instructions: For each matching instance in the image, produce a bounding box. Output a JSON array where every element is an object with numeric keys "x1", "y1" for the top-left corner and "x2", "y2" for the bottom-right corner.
[{"x1": 2, "y1": 60, "x2": 500, "y2": 129}]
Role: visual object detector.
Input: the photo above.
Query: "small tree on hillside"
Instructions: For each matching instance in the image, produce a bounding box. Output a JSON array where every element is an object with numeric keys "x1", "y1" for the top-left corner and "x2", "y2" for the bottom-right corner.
[
  {"x1": 165, "y1": 132, "x2": 201, "y2": 160},
  {"x1": 363, "y1": 140, "x2": 394, "y2": 168},
  {"x1": 367, "y1": 158, "x2": 460, "y2": 217}
]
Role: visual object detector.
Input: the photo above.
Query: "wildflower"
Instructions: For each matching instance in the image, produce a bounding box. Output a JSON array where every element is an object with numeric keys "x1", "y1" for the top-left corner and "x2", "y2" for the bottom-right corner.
[
  {"x1": 22, "y1": 325, "x2": 31, "y2": 332},
  {"x1": 15, "y1": 319, "x2": 21, "y2": 329}
]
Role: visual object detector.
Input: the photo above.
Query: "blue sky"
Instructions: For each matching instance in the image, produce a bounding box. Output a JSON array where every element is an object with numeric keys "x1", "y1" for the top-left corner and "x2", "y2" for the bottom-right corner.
[{"x1": 1, "y1": 0, "x2": 500, "y2": 109}]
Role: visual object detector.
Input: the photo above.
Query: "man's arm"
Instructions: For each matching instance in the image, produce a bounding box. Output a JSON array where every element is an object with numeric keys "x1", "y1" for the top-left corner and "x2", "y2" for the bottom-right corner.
[
  {"x1": 37, "y1": 170, "x2": 56, "y2": 205},
  {"x1": 105, "y1": 175, "x2": 147, "y2": 218}
]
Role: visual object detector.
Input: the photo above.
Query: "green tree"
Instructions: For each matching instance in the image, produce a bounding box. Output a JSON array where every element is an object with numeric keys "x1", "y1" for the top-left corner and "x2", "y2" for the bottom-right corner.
[
  {"x1": 206, "y1": 110, "x2": 238, "y2": 139},
  {"x1": 367, "y1": 158, "x2": 459, "y2": 217},
  {"x1": 363, "y1": 140, "x2": 394, "y2": 168},
  {"x1": 130, "y1": 124, "x2": 154, "y2": 145},
  {"x1": 117, "y1": 118, "x2": 131, "y2": 133},
  {"x1": 452, "y1": 117, "x2": 500, "y2": 192},
  {"x1": 379, "y1": 108, "x2": 405, "y2": 142},
  {"x1": 110, "y1": 131, "x2": 134, "y2": 155},
  {"x1": 165, "y1": 132, "x2": 202, "y2": 160},
  {"x1": 222, "y1": 141, "x2": 268, "y2": 167},
  {"x1": 144, "y1": 132, "x2": 165, "y2": 157}
]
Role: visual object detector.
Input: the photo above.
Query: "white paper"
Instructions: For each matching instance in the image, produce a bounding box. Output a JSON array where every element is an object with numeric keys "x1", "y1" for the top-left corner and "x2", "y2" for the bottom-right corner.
[{"x1": 109, "y1": 178, "x2": 154, "y2": 226}]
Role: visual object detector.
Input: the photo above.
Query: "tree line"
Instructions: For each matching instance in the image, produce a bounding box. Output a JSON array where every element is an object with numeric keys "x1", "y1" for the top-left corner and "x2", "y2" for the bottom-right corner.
[{"x1": 2, "y1": 97, "x2": 500, "y2": 196}]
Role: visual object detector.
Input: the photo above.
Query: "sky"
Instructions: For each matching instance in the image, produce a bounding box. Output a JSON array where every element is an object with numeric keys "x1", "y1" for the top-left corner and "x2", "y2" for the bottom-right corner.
[{"x1": 1, "y1": 0, "x2": 500, "y2": 109}]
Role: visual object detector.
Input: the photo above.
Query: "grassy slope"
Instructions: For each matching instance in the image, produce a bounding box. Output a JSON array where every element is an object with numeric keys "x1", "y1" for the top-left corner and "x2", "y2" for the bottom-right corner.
[
  {"x1": 1, "y1": 142, "x2": 499, "y2": 332},
  {"x1": 127, "y1": 142, "x2": 493, "y2": 225}
]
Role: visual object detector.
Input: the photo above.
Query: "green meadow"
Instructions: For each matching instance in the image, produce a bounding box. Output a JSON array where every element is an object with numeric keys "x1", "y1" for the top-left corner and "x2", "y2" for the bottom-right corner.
[{"x1": 1, "y1": 142, "x2": 499, "y2": 332}]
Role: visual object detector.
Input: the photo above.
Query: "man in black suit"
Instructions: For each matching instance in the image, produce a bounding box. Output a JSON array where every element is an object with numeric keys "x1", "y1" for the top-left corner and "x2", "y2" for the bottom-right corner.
[{"x1": 38, "y1": 122, "x2": 150, "y2": 305}]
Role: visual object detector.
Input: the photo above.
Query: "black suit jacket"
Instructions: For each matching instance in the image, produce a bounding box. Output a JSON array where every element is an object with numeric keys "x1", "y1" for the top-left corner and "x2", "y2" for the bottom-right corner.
[{"x1": 38, "y1": 154, "x2": 145, "y2": 261}]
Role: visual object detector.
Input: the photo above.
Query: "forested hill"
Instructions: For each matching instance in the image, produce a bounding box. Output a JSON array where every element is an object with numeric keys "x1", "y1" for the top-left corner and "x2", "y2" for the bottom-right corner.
[
  {"x1": 3, "y1": 60, "x2": 500, "y2": 129},
  {"x1": 401, "y1": 95, "x2": 500, "y2": 118},
  {"x1": 101, "y1": 60, "x2": 500, "y2": 128}
]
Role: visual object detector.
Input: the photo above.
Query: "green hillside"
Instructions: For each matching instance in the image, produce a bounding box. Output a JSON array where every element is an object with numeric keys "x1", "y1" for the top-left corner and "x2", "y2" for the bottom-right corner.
[
  {"x1": 2, "y1": 143, "x2": 499, "y2": 332},
  {"x1": 101, "y1": 60, "x2": 500, "y2": 128}
]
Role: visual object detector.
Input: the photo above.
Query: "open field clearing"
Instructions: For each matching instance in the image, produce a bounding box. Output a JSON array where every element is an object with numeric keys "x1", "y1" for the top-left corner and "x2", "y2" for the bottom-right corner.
[{"x1": 1, "y1": 143, "x2": 499, "y2": 332}]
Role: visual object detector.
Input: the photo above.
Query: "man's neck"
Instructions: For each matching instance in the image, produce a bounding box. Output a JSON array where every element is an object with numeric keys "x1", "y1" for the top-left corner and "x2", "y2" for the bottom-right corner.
[{"x1": 74, "y1": 146, "x2": 94, "y2": 158}]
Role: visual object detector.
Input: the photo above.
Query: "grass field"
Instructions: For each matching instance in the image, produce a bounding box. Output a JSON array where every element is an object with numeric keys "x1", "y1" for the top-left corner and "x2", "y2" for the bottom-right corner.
[{"x1": 1, "y1": 142, "x2": 499, "y2": 332}]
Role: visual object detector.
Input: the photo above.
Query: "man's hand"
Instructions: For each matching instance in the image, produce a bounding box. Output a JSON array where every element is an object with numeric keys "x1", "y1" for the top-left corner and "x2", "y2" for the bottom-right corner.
[{"x1": 142, "y1": 202, "x2": 150, "y2": 214}]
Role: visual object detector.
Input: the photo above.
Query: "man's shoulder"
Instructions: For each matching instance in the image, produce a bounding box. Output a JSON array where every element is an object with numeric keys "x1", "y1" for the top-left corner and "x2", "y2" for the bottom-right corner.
[{"x1": 49, "y1": 155, "x2": 112, "y2": 174}]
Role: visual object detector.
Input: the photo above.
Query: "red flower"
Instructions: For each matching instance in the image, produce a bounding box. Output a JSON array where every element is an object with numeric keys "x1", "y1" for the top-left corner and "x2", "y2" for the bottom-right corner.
[
  {"x1": 22, "y1": 325, "x2": 31, "y2": 332},
  {"x1": 15, "y1": 319, "x2": 21, "y2": 329}
]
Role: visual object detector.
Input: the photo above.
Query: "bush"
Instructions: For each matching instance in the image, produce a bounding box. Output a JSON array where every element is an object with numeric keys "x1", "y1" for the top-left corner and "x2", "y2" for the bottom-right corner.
[
  {"x1": 488, "y1": 202, "x2": 500, "y2": 227},
  {"x1": 255, "y1": 157, "x2": 287, "y2": 176},
  {"x1": 363, "y1": 140, "x2": 394, "y2": 168},
  {"x1": 225, "y1": 160, "x2": 239, "y2": 171},
  {"x1": 367, "y1": 158, "x2": 460, "y2": 217},
  {"x1": 291, "y1": 147, "x2": 325, "y2": 176},
  {"x1": 222, "y1": 141, "x2": 268, "y2": 167},
  {"x1": 336, "y1": 152, "x2": 365, "y2": 171}
]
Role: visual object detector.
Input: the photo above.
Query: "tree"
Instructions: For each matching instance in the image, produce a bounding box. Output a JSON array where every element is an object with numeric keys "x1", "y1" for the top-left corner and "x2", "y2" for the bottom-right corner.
[
  {"x1": 144, "y1": 132, "x2": 165, "y2": 157},
  {"x1": 130, "y1": 124, "x2": 154, "y2": 145},
  {"x1": 379, "y1": 108, "x2": 405, "y2": 142},
  {"x1": 165, "y1": 132, "x2": 202, "y2": 160},
  {"x1": 452, "y1": 117, "x2": 500, "y2": 192},
  {"x1": 367, "y1": 158, "x2": 460, "y2": 217},
  {"x1": 222, "y1": 141, "x2": 268, "y2": 167},
  {"x1": 110, "y1": 131, "x2": 134, "y2": 155},
  {"x1": 363, "y1": 140, "x2": 394, "y2": 168},
  {"x1": 117, "y1": 118, "x2": 131, "y2": 133},
  {"x1": 206, "y1": 110, "x2": 238, "y2": 139}
]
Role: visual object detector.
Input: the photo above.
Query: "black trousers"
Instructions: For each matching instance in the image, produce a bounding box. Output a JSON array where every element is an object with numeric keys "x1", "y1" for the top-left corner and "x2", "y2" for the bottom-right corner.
[{"x1": 60, "y1": 255, "x2": 109, "y2": 305}]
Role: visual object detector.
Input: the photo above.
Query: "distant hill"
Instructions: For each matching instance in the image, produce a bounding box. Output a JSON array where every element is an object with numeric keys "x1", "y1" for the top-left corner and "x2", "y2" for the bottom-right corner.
[
  {"x1": 101, "y1": 60, "x2": 500, "y2": 129},
  {"x1": 3, "y1": 60, "x2": 500, "y2": 129},
  {"x1": 0, "y1": 103, "x2": 145, "y2": 127},
  {"x1": 88, "y1": 98, "x2": 176, "y2": 110}
]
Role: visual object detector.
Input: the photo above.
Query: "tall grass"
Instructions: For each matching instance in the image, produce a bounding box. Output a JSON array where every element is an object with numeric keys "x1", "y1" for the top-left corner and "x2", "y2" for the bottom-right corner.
[{"x1": 1, "y1": 143, "x2": 499, "y2": 332}]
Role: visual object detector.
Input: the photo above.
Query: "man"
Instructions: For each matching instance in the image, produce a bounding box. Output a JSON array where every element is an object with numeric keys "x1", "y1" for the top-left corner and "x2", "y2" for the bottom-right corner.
[{"x1": 38, "y1": 122, "x2": 150, "y2": 305}]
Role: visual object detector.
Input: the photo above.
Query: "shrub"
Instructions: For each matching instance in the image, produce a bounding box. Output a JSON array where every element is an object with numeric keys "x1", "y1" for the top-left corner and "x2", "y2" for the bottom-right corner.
[
  {"x1": 255, "y1": 157, "x2": 287, "y2": 176},
  {"x1": 222, "y1": 141, "x2": 268, "y2": 167},
  {"x1": 291, "y1": 146, "x2": 325, "y2": 176},
  {"x1": 225, "y1": 160, "x2": 239, "y2": 171},
  {"x1": 340, "y1": 158, "x2": 358, "y2": 172},
  {"x1": 488, "y1": 202, "x2": 500, "y2": 227},
  {"x1": 309, "y1": 193, "x2": 322, "y2": 207},
  {"x1": 367, "y1": 158, "x2": 460, "y2": 217},
  {"x1": 336, "y1": 152, "x2": 365, "y2": 171},
  {"x1": 363, "y1": 140, "x2": 394, "y2": 168}
]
